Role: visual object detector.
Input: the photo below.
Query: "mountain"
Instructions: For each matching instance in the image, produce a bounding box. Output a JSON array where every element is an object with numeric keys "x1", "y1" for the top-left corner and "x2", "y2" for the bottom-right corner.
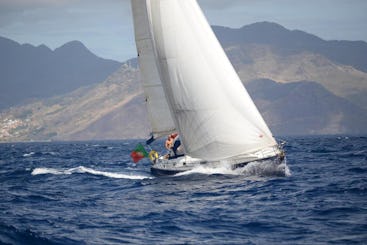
[
  {"x1": 0, "y1": 64, "x2": 149, "y2": 141},
  {"x1": 0, "y1": 36, "x2": 121, "y2": 110},
  {"x1": 247, "y1": 79, "x2": 367, "y2": 135},
  {"x1": 1, "y1": 70, "x2": 366, "y2": 142},
  {"x1": 213, "y1": 22, "x2": 367, "y2": 73},
  {"x1": 225, "y1": 45, "x2": 367, "y2": 109},
  {"x1": 213, "y1": 22, "x2": 367, "y2": 109},
  {"x1": 1, "y1": 22, "x2": 367, "y2": 141}
]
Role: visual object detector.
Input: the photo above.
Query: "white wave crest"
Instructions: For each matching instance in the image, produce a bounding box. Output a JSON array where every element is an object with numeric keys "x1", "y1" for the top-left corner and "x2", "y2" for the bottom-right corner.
[
  {"x1": 23, "y1": 152, "x2": 35, "y2": 157},
  {"x1": 31, "y1": 168, "x2": 65, "y2": 175},
  {"x1": 31, "y1": 166, "x2": 152, "y2": 180}
]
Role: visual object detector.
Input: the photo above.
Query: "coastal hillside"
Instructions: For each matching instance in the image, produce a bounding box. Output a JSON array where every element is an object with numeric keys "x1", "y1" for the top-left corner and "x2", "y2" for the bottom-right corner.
[
  {"x1": 213, "y1": 23, "x2": 367, "y2": 110},
  {"x1": 247, "y1": 79, "x2": 367, "y2": 135},
  {"x1": 0, "y1": 64, "x2": 148, "y2": 141},
  {"x1": 1, "y1": 22, "x2": 367, "y2": 141}
]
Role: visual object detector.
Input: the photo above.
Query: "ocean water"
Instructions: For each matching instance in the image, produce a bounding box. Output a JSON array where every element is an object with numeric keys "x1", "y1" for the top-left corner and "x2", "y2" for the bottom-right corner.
[{"x1": 0, "y1": 136, "x2": 366, "y2": 244}]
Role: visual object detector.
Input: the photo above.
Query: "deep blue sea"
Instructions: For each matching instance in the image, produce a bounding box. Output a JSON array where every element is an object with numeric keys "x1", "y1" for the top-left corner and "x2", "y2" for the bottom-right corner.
[{"x1": 0, "y1": 136, "x2": 366, "y2": 244}]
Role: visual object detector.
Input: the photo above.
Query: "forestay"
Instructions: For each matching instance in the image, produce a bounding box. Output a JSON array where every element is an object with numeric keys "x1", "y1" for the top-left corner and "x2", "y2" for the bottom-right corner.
[{"x1": 136, "y1": 0, "x2": 277, "y2": 161}]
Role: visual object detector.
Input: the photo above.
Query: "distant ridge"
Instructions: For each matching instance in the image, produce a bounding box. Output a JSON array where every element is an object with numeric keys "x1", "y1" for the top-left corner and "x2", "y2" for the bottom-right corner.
[
  {"x1": 212, "y1": 22, "x2": 367, "y2": 110},
  {"x1": 213, "y1": 22, "x2": 367, "y2": 73},
  {"x1": 1, "y1": 22, "x2": 367, "y2": 141},
  {"x1": 0, "y1": 36, "x2": 121, "y2": 110}
]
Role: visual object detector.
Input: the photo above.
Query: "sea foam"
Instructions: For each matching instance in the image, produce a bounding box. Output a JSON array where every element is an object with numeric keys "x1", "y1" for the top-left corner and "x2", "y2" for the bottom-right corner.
[
  {"x1": 31, "y1": 166, "x2": 152, "y2": 180},
  {"x1": 176, "y1": 159, "x2": 291, "y2": 177}
]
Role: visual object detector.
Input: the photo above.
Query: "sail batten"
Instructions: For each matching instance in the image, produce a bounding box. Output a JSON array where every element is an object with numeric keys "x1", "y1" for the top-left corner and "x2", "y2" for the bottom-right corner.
[{"x1": 132, "y1": 0, "x2": 277, "y2": 161}]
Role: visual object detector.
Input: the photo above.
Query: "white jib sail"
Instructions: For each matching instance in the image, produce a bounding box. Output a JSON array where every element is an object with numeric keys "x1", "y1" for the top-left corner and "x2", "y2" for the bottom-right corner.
[
  {"x1": 146, "y1": 0, "x2": 277, "y2": 161},
  {"x1": 131, "y1": 0, "x2": 176, "y2": 138}
]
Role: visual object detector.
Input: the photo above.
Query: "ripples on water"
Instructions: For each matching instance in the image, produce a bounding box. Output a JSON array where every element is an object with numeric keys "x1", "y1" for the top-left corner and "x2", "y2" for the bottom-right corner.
[{"x1": 0, "y1": 136, "x2": 366, "y2": 244}]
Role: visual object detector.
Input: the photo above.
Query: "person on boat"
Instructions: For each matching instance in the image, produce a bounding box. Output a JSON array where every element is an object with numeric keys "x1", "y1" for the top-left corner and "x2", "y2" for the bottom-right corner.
[{"x1": 165, "y1": 133, "x2": 183, "y2": 159}]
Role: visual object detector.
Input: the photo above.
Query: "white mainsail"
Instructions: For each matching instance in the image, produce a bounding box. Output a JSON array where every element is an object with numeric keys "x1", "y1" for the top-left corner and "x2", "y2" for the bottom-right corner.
[
  {"x1": 132, "y1": 0, "x2": 277, "y2": 161},
  {"x1": 131, "y1": 0, "x2": 175, "y2": 138}
]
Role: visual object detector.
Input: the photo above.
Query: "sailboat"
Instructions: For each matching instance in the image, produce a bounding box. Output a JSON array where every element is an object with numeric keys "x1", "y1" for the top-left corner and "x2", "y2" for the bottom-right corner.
[{"x1": 131, "y1": 0, "x2": 286, "y2": 176}]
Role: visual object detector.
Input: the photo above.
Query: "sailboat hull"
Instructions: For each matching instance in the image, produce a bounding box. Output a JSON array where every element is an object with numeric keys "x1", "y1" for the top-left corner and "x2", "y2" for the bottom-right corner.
[
  {"x1": 150, "y1": 153, "x2": 285, "y2": 176},
  {"x1": 151, "y1": 167, "x2": 185, "y2": 176}
]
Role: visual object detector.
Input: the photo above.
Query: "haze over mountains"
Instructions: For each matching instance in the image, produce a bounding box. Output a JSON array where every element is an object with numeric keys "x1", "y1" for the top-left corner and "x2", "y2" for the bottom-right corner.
[
  {"x1": 1, "y1": 22, "x2": 367, "y2": 142},
  {"x1": 0, "y1": 36, "x2": 121, "y2": 110}
]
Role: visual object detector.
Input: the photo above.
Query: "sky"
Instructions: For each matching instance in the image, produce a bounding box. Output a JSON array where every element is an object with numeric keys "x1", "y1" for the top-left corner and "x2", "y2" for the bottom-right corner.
[{"x1": 0, "y1": 0, "x2": 366, "y2": 62}]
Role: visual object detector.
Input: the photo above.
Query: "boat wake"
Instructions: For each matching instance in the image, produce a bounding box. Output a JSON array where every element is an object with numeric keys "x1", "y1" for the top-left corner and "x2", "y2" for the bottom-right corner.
[
  {"x1": 239, "y1": 160, "x2": 291, "y2": 177},
  {"x1": 31, "y1": 166, "x2": 152, "y2": 180},
  {"x1": 176, "y1": 160, "x2": 291, "y2": 177}
]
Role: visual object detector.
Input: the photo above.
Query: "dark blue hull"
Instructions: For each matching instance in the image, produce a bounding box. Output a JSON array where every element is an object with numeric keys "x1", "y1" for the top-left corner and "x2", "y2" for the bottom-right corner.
[{"x1": 150, "y1": 167, "x2": 184, "y2": 176}]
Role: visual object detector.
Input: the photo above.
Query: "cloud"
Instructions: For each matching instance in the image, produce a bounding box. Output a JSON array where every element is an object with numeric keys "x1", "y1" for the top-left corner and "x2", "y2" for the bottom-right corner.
[
  {"x1": 0, "y1": 0, "x2": 131, "y2": 27},
  {"x1": 0, "y1": 0, "x2": 74, "y2": 27}
]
